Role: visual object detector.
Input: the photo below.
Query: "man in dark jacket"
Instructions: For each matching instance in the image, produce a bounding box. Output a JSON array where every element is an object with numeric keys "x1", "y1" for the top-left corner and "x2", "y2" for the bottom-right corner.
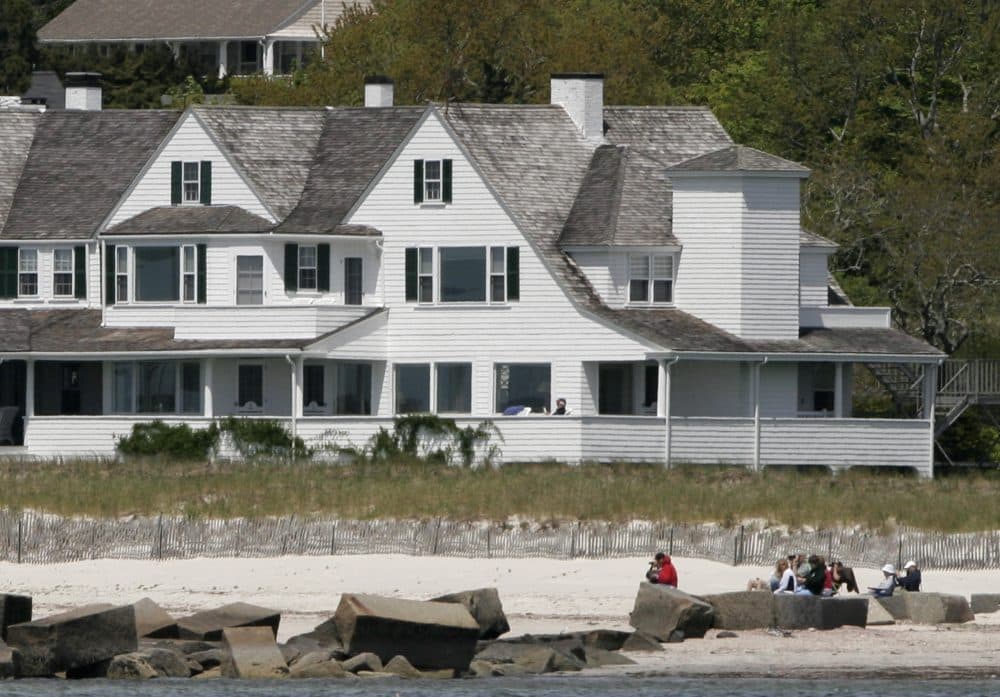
[
  {"x1": 899, "y1": 561, "x2": 922, "y2": 591},
  {"x1": 798, "y1": 555, "x2": 827, "y2": 595}
]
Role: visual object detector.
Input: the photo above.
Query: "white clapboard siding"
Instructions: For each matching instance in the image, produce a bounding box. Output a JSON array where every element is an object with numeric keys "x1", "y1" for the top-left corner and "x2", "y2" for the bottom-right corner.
[
  {"x1": 170, "y1": 306, "x2": 370, "y2": 340},
  {"x1": 760, "y1": 418, "x2": 931, "y2": 474},
  {"x1": 269, "y1": 0, "x2": 367, "y2": 39},
  {"x1": 671, "y1": 361, "x2": 750, "y2": 417},
  {"x1": 799, "y1": 248, "x2": 829, "y2": 308},
  {"x1": 348, "y1": 111, "x2": 656, "y2": 415},
  {"x1": 24, "y1": 416, "x2": 214, "y2": 458},
  {"x1": 739, "y1": 177, "x2": 800, "y2": 339},
  {"x1": 579, "y1": 416, "x2": 665, "y2": 462},
  {"x1": 567, "y1": 249, "x2": 628, "y2": 308},
  {"x1": 107, "y1": 113, "x2": 273, "y2": 228},
  {"x1": 670, "y1": 417, "x2": 755, "y2": 465},
  {"x1": 311, "y1": 310, "x2": 388, "y2": 358},
  {"x1": 759, "y1": 363, "x2": 797, "y2": 417}
]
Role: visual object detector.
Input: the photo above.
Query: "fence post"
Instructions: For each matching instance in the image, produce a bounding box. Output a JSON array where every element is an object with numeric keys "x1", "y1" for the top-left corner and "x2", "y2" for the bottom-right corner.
[
  {"x1": 432, "y1": 517, "x2": 442, "y2": 556},
  {"x1": 570, "y1": 523, "x2": 578, "y2": 559},
  {"x1": 330, "y1": 521, "x2": 336, "y2": 556},
  {"x1": 738, "y1": 525, "x2": 745, "y2": 565},
  {"x1": 157, "y1": 514, "x2": 164, "y2": 560},
  {"x1": 827, "y1": 530, "x2": 833, "y2": 561},
  {"x1": 486, "y1": 526, "x2": 492, "y2": 559},
  {"x1": 17, "y1": 515, "x2": 22, "y2": 564},
  {"x1": 897, "y1": 536, "x2": 903, "y2": 572}
]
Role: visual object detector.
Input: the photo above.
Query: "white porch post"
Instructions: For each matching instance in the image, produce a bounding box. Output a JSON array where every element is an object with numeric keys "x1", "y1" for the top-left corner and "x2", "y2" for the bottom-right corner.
[
  {"x1": 922, "y1": 362, "x2": 939, "y2": 478},
  {"x1": 262, "y1": 39, "x2": 275, "y2": 76},
  {"x1": 218, "y1": 41, "x2": 229, "y2": 78},
  {"x1": 289, "y1": 355, "x2": 303, "y2": 442},
  {"x1": 752, "y1": 361, "x2": 762, "y2": 471},
  {"x1": 659, "y1": 359, "x2": 674, "y2": 468},
  {"x1": 25, "y1": 359, "x2": 35, "y2": 419},
  {"x1": 203, "y1": 358, "x2": 214, "y2": 418}
]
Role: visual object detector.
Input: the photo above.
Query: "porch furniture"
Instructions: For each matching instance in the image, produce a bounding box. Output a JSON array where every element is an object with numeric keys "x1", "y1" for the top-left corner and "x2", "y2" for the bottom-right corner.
[{"x1": 0, "y1": 406, "x2": 19, "y2": 445}]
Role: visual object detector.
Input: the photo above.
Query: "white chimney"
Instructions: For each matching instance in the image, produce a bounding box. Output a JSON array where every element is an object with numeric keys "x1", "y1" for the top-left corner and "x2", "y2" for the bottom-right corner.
[
  {"x1": 550, "y1": 73, "x2": 604, "y2": 140},
  {"x1": 65, "y1": 72, "x2": 102, "y2": 111},
  {"x1": 364, "y1": 75, "x2": 394, "y2": 107}
]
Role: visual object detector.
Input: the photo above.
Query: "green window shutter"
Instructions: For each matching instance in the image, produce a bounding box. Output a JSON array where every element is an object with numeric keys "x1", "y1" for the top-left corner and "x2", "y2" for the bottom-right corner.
[
  {"x1": 284, "y1": 243, "x2": 298, "y2": 292},
  {"x1": 506, "y1": 246, "x2": 519, "y2": 301},
  {"x1": 105, "y1": 244, "x2": 116, "y2": 306},
  {"x1": 200, "y1": 161, "x2": 212, "y2": 205},
  {"x1": 196, "y1": 243, "x2": 207, "y2": 304},
  {"x1": 73, "y1": 245, "x2": 86, "y2": 299},
  {"x1": 317, "y1": 243, "x2": 330, "y2": 292},
  {"x1": 405, "y1": 247, "x2": 418, "y2": 301},
  {"x1": 442, "y1": 159, "x2": 453, "y2": 203},
  {"x1": 170, "y1": 161, "x2": 182, "y2": 205},
  {"x1": 0, "y1": 247, "x2": 17, "y2": 299},
  {"x1": 413, "y1": 160, "x2": 424, "y2": 203}
]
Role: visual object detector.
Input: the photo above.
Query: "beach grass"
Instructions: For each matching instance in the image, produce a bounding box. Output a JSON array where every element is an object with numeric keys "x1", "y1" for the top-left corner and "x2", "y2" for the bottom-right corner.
[{"x1": 2, "y1": 458, "x2": 1000, "y2": 532}]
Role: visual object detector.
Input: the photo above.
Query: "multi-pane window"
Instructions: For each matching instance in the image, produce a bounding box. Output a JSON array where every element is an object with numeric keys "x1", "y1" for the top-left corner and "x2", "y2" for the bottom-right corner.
[
  {"x1": 298, "y1": 245, "x2": 317, "y2": 290},
  {"x1": 490, "y1": 247, "x2": 506, "y2": 302},
  {"x1": 423, "y1": 160, "x2": 442, "y2": 201},
  {"x1": 345, "y1": 257, "x2": 363, "y2": 305},
  {"x1": 112, "y1": 361, "x2": 200, "y2": 414},
  {"x1": 418, "y1": 248, "x2": 433, "y2": 303},
  {"x1": 116, "y1": 246, "x2": 129, "y2": 302},
  {"x1": 628, "y1": 254, "x2": 673, "y2": 304},
  {"x1": 406, "y1": 246, "x2": 519, "y2": 304},
  {"x1": 182, "y1": 245, "x2": 196, "y2": 302},
  {"x1": 437, "y1": 363, "x2": 472, "y2": 413},
  {"x1": 18, "y1": 248, "x2": 37, "y2": 296},
  {"x1": 236, "y1": 255, "x2": 264, "y2": 305},
  {"x1": 395, "y1": 364, "x2": 430, "y2": 413},
  {"x1": 238, "y1": 364, "x2": 264, "y2": 410},
  {"x1": 53, "y1": 248, "x2": 74, "y2": 297},
  {"x1": 182, "y1": 162, "x2": 200, "y2": 203}
]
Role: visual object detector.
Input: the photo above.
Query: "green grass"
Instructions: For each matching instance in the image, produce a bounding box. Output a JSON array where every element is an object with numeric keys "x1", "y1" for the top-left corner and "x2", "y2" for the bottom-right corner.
[{"x1": 2, "y1": 459, "x2": 999, "y2": 532}]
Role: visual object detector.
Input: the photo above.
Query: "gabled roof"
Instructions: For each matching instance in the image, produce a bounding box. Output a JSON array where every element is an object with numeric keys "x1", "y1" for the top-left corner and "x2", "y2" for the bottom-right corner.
[
  {"x1": 37, "y1": 0, "x2": 366, "y2": 42},
  {"x1": 103, "y1": 206, "x2": 273, "y2": 235},
  {"x1": 194, "y1": 107, "x2": 327, "y2": 220},
  {"x1": 277, "y1": 107, "x2": 425, "y2": 234},
  {"x1": 1, "y1": 110, "x2": 180, "y2": 240},
  {"x1": 800, "y1": 228, "x2": 838, "y2": 249},
  {"x1": 668, "y1": 145, "x2": 809, "y2": 174}
]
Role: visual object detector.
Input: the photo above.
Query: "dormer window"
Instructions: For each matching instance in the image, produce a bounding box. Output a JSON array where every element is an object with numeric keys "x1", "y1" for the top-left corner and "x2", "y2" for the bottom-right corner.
[
  {"x1": 629, "y1": 254, "x2": 673, "y2": 304},
  {"x1": 171, "y1": 160, "x2": 212, "y2": 205},
  {"x1": 413, "y1": 159, "x2": 452, "y2": 204}
]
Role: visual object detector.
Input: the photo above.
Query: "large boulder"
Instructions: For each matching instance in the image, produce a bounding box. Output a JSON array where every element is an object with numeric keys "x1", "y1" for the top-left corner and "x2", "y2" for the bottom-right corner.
[
  {"x1": 703, "y1": 591, "x2": 776, "y2": 630},
  {"x1": 620, "y1": 630, "x2": 663, "y2": 652},
  {"x1": 333, "y1": 594, "x2": 479, "y2": 671},
  {"x1": 6, "y1": 604, "x2": 137, "y2": 677},
  {"x1": 106, "y1": 653, "x2": 158, "y2": 680},
  {"x1": 177, "y1": 602, "x2": 280, "y2": 641},
  {"x1": 970, "y1": 593, "x2": 1000, "y2": 615},
  {"x1": 0, "y1": 594, "x2": 32, "y2": 641},
  {"x1": 628, "y1": 584, "x2": 714, "y2": 640},
  {"x1": 774, "y1": 595, "x2": 868, "y2": 630},
  {"x1": 904, "y1": 593, "x2": 974, "y2": 625},
  {"x1": 221, "y1": 626, "x2": 289, "y2": 679},
  {"x1": 431, "y1": 588, "x2": 510, "y2": 639},
  {"x1": 0, "y1": 641, "x2": 21, "y2": 679},
  {"x1": 475, "y1": 642, "x2": 560, "y2": 674},
  {"x1": 288, "y1": 650, "x2": 348, "y2": 679},
  {"x1": 583, "y1": 629, "x2": 631, "y2": 651},
  {"x1": 133, "y1": 598, "x2": 178, "y2": 639}
]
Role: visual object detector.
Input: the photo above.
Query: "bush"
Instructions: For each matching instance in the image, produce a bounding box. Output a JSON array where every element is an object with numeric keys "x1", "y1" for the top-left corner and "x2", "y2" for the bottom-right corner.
[
  {"x1": 117, "y1": 421, "x2": 218, "y2": 460},
  {"x1": 218, "y1": 417, "x2": 310, "y2": 459},
  {"x1": 365, "y1": 414, "x2": 501, "y2": 467}
]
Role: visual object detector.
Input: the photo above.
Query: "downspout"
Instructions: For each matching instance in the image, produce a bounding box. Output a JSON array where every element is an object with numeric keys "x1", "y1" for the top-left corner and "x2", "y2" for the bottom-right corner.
[
  {"x1": 753, "y1": 357, "x2": 768, "y2": 472},
  {"x1": 661, "y1": 357, "x2": 679, "y2": 469},
  {"x1": 100, "y1": 238, "x2": 106, "y2": 327}
]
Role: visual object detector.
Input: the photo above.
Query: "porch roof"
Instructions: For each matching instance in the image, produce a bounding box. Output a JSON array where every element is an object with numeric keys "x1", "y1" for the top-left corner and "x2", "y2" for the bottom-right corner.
[
  {"x1": 103, "y1": 206, "x2": 273, "y2": 235},
  {"x1": 750, "y1": 328, "x2": 945, "y2": 358},
  {"x1": 0, "y1": 310, "x2": 307, "y2": 354}
]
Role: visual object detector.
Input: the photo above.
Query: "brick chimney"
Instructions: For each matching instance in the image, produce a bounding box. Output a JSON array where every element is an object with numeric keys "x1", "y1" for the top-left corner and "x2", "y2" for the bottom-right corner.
[{"x1": 550, "y1": 73, "x2": 604, "y2": 140}]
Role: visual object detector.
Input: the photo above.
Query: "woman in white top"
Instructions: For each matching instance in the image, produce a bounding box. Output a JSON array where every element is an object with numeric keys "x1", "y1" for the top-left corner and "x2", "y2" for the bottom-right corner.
[{"x1": 773, "y1": 558, "x2": 797, "y2": 594}]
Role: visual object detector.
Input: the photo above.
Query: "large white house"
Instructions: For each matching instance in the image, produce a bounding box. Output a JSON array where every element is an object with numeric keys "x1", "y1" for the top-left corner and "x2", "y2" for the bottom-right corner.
[{"x1": 0, "y1": 75, "x2": 945, "y2": 474}]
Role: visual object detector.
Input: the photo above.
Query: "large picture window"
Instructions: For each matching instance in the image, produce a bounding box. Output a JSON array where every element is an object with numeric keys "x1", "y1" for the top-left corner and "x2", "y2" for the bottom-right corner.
[
  {"x1": 135, "y1": 247, "x2": 180, "y2": 302},
  {"x1": 395, "y1": 364, "x2": 430, "y2": 413},
  {"x1": 335, "y1": 362, "x2": 372, "y2": 415},
  {"x1": 138, "y1": 361, "x2": 176, "y2": 413},
  {"x1": 111, "y1": 360, "x2": 195, "y2": 414},
  {"x1": 437, "y1": 363, "x2": 472, "y2": 413},
  {"x1": 440, "y1": 247, "x2": 486, "y2": 302},
  {"x1": 495, "y1": 363, "x2": 550, "y2": 414}
]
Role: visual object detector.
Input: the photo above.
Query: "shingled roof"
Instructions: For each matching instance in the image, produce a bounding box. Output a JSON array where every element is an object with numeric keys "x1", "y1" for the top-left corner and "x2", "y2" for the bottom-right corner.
[
  {"x1": 277, "y1": 107, "x2": 425, "y2": 234},
  {"x1": 1, "y1": 110, "x2": 180, "y2": 240},
  {"x1": 103, "y1": 206, "x2": 273, "y2": 235},
  {"x1": 668, "y1": 144, "x2": 809, "y2": 174},
  {"x1": 37, "y1": 0, "x2": 368, "y2": 42},
  {"x1": 194, "y1": 107, "x2": 326, "y2": 220},
  {"x1": 0, "y1": 112, "x2": 41, "y2": 236}
]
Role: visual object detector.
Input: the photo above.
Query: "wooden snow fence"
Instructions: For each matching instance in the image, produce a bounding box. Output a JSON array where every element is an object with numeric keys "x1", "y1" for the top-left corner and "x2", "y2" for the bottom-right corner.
[{"x1": 2, "y1": 510, "x2": 1000, "y2": 569}]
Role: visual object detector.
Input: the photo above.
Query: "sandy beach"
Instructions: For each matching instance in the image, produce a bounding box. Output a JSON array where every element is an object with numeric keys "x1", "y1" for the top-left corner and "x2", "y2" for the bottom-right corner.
[{"x1": 3, "y1": 554, "x2": 999, "y2": 678}]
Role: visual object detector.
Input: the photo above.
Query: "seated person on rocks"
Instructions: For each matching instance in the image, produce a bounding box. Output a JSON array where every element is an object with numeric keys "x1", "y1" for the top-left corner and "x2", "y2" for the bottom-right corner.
[
  {"x1": 821, "y1": 556, "x2": 835, "y2": 596},
  {"x1": 831, "y1": 560, "x2": 860, "y2": 594},
  {"x1": 774, "y1": 558, "x2": 797, "y2": 594},
  {"x1": 795, "y1": 554, "x2": 827, "y2": 596},
  {"x1": 868, "y1": 564, "x2": 899, "y2": 597},
  {"x1": 769, "y1": 558, "x2": 789, "y2": 592},
  {"x1": 646, "y1": 551, "x2": 678, "y2": 587},
  {"x1": 898, "y1": 560, "x2": 922, "y2": 591}
]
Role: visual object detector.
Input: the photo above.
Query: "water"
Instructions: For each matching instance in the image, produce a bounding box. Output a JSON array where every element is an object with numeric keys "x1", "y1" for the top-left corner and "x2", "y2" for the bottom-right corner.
[{"x1": 3, "y1": 677, "x2": 1000, "y2": 697}]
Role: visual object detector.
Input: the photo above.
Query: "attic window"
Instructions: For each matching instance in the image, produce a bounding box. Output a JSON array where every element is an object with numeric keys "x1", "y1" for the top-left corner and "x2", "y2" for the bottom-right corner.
[
  {"x1": 171, "y1": 161, "x2": 212, "y2": 205},
  {"x1": 629, "y1": 254, "x2": 673, "y2": 304},
  {"x1": 413, "y1": 159, "x2": 453, "y2": 204},
  {"x1": 183, "y1": 162, "x2": 200, "y2": 202}
]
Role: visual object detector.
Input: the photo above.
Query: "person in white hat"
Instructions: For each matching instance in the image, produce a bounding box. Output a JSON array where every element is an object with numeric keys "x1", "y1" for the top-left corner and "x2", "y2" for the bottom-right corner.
[
  {"x1": 899, "y1": 560, "x2": 922, "y2": 591},
  {"x1": 868, "y1": 563, "x2": 898, "y2": 596}
]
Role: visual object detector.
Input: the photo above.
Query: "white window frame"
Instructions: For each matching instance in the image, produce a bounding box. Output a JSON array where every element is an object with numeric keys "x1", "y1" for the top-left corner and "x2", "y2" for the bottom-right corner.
[
  {"x1": 182, "y1": 161, "x2": 200, "y2": 204},
  {"x1": 235, "y1": 254, "x2": 264, "y2": 306},
  {"x1": 182, "y1": 244, "x2": 197, "y2": 303},
  {"x1": 236, "y1": 362, "x2": 265, "y2": 412},
  {"x1": 489, "y1": 246, "x2": 506, "y2": 303},
  {"x1": 53, "y1": 248, "x2": 74, "y2": 298},
  {"x1": 418, "y1": 247, "x2": 434, "y2": 304},
  {"x1": 115, "y1": 246, "x2": 129, "y2": 303},
  {"x1": 131, "y1": 245, "x2": 183, "y2": 304},
  {"x1": 298, "y1": 245, "x2": 317, "y2": 291},
  {"x1": 628, "y1": 253, "x2": 674, "y2": 305},
  {"x1": 18, "y1": 248, "x2": 38, "y2": 297},
  {"x1": 423, "y1": 160, "x2": 443, "y2": 202}
]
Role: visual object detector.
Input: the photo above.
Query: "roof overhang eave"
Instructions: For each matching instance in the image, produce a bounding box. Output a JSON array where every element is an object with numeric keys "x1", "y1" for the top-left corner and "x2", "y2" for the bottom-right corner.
[{"x1": 646, "y1": 350, "x2": 944, "y2": 363}]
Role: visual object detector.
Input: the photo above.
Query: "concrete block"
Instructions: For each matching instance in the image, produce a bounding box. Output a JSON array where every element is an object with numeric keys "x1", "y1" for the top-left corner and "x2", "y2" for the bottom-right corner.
[
  {"x1": 583, "y1": 629, "x2": 630, "y2": 651},
  {"x1": 774, "y1": 595, "x2": 867, "y2": 630},
  {"x1": 876, "y1": 595, "x2": 909, "y2": 620},
  {"x1": 703, "y1": 591, "x2": 776, "y2": 630},
  {"x1": 6, "y1": 604, "x2": 137, "y2": 677},
  {"x1": 333, "y1": 594, "x2": 479, "y2": 671},
  {"x1": 904, "y1": 593, "x2": 974, "y2": 625},
  {"x1": 866, "y1": 598, "x2": 896, "y2": 626},
  {"x1": 628, "y1": 584, "x2": 714, "y2": 640},
  {"x1": 221, "y1": 626, "x2": 288, "y2": 679},
  {"x1": 177, "y1": 602, "x2": 280, "y2": 641},
  {"x1": 970, "y1": 593, "x2": 1000, "y2": 615},
  {"x1": 432, "y1": 588, "x2": 510, "y2": 639},
  {"x1": 620, "y1": 630, "x2": 663, "y2": 652},
  {"x1": 0, "y1": 594, "x2": 32, "y2": 642},
  {"x1": 584, "y1": 647, "x2": 636, "y2": 667},
  {"x1": 133, "y1": 598, "x2": 178, "y2": 639},
  {"x1": 0, "y1": 642, "x2": 21, "y2": 679}
]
